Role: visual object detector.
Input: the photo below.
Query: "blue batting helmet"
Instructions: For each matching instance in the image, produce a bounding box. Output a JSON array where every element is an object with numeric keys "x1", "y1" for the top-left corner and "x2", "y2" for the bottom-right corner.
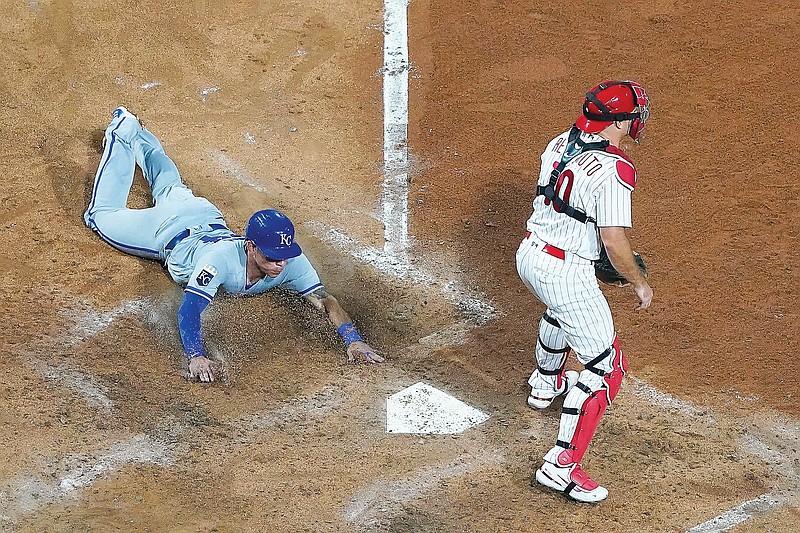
[{"x1": 244, "y1": 209, "x2": 302, "y2": 260}]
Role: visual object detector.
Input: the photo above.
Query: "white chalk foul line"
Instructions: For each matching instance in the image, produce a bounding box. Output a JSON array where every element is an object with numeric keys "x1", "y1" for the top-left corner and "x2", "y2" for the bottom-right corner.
[
  {"x1": 686, "y1": 493, "x2": 786, "y2": 532},
  {"x1": 382, "y1": 0, "x2": 410, "y2": 261}
]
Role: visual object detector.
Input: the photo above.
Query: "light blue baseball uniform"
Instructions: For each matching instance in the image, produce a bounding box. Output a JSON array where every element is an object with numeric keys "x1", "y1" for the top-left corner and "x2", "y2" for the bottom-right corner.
[{"x1": 85, "y1": 108, "x2": 322, "y2": 359}]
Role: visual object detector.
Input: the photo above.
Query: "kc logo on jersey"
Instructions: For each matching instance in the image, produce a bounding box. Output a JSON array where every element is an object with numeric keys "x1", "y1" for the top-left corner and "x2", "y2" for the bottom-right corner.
[{"x1": 196, "y1": 265, "x2": 218, "y2": 287}]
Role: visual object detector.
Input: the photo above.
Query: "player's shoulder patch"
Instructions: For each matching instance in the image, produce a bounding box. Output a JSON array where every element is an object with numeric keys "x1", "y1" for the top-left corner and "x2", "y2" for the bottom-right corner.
[
  {"x1": 614, "y1": 159, "x2": 637, "y2": 190},
  {"x1": 195, "y1": 264, "x2": 218, "y2": 287}
]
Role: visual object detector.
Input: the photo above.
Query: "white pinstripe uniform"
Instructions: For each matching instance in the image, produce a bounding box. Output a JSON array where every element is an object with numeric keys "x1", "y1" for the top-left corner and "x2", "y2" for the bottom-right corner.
[
  {"x1": 517, "y1": 128, "x2": 635, "y2": 355},
  {"x1": 516, "y1": 127, "x2": 636, "y2": 454},
  {"x1": 520, "y1": 80, "x2": 650, "y2": 503}
]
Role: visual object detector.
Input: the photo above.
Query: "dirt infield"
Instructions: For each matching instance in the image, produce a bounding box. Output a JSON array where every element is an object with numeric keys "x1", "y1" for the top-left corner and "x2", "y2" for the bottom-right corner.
[{"x1": 1, "y1": 0, "x2": 798, "y2": 531}]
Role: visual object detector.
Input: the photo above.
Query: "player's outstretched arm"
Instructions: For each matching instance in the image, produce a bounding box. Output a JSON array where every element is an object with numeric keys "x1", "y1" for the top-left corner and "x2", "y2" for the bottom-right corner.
[
  {"x1": 303, "y1": 288, "x2": 385, "y2": 364},
  {"x1": 599, "y1": 226, "x2": 653, "y2": 311},
  {"x1": 178, "y1": 291, "x2": 220, "y2": 382}
]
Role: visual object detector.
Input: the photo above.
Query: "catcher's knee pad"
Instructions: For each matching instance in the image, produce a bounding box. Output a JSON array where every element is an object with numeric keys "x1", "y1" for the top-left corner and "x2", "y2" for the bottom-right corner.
[
  {"x1": 534, "y1": 312, "x2": 570, "y2": 370},
  {"x1": 586, "y1": 336, "x2": 628, "y2": 403},
  {"x1": 529, "y1": 312, "x2": 571, "y2": 395},
  {"x1": 547, "y1": 337, "x2": 628, "y2": 466}
]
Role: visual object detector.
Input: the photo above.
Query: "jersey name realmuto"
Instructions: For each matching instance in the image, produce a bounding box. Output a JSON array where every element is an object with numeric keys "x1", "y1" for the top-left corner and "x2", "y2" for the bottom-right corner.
[{"x1": 525, "y1": 129, "x2": 637, "y2": 261}]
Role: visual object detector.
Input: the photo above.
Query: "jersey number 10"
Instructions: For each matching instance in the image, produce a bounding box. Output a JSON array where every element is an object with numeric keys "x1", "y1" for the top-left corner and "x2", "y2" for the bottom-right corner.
[{"x1": 543, "y1": 170, "x2": 574, "y2": 213}]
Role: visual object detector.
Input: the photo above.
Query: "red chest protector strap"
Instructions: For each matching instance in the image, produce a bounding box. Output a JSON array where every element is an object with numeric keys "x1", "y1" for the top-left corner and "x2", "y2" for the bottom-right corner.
[{"x1": 536, "y1": 126, "x2": 609, "y2": 224}]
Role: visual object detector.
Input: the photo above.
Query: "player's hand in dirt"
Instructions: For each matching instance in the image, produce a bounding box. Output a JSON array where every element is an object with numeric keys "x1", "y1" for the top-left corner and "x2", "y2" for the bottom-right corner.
[
  {"x1": 187, "y1": 356, "x2": 218, "y2": 382},
  {"x1": 346, "y1": 341, "x2": 384, "y2": 364},
  {"x1": 633, "y1": 281, "x2": 653, "y2": 311}
]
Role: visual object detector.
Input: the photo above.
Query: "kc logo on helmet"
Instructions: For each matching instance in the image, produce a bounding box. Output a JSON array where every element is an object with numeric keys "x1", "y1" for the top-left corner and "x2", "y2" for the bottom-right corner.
[{"x1": 278, "y1": 233, "x2": 293, "y2": 246}]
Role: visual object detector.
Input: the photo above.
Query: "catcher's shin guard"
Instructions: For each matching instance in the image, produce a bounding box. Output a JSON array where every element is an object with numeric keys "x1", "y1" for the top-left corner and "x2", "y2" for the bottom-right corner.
[
  {"x1": 546, "y1": 337, "x2": 628, "y2": 466},
  {"x1": 528, "y1": 313, "x2": 575, "y2": 409}
]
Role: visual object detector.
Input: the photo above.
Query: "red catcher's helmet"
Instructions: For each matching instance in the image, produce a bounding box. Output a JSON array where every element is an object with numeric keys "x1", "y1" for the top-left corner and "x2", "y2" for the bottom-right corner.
[{"x1": 575, "y1": 80, "x2": 651, "y2": 142}]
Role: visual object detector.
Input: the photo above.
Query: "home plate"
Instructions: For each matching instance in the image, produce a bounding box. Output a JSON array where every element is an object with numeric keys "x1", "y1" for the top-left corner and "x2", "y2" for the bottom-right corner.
[{"x1": 386, "y1": 382, "x2": 490, "y2": 434}]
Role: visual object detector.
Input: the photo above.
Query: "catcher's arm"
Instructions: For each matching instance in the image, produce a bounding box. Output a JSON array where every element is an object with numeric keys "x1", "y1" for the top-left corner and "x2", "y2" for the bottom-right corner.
[
  {"x1": 303, "y1": 287, "x2": 384, "y2": 364},
  {"x1": 599, "y1": 226, "x2": 653, "y2": 310}
]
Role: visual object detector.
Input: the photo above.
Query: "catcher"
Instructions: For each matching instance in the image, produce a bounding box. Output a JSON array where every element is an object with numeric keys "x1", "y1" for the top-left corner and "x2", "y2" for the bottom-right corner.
[
  {"x1": 84, "y1": 107, "x2": 384, "y2": 383},
  {"x1": 516, "y1": 80, "x2": 653, "y2": 503}
]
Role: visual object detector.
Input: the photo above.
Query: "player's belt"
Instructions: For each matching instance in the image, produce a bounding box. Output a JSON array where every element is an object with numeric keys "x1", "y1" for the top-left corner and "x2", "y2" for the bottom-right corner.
[
  {"x1": 524, "y1": 231, "x2": 566, "y2": 260},
  {"x1": 165, "y1": 223, "x2": 229, "y2": 253}
]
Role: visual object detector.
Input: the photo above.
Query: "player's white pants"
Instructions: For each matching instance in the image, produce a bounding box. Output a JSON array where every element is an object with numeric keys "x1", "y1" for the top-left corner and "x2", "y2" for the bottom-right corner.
[
  {"x1": 516, "y1": 234, "x2": 616, "y2": 359},
  {"x1": 84, "y1": 112, "x2": 224, "y2": 262},
  {"x1": 517, "y1": 233, "x2": 624, "y2": 464}
]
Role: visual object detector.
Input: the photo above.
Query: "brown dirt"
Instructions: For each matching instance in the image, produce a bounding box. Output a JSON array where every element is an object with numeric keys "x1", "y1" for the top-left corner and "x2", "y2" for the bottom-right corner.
[{"x1": 1, "y1": 0, "x2": 798, "y2": 532}]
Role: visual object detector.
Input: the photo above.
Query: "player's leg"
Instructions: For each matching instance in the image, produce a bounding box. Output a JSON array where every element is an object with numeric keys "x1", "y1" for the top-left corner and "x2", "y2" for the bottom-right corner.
[
  {"x1": 516, "y1": 238, "x2": 579, "y2": 409},
  {"x1": 552, "y1": 336, "x2": 626, "y2": 463},
  {"x1": 129, "y1": 123, "x2": 229, "y2": 234},
  {"x1": 84, "y1": 108, "x2": 173, "y2": 260},
  {"x1": 532, "y1": 262, "x2": 623, "y2": 502},
  {"x1": 95, "y1": 107, "x2": 196, "y2": 207},
  {"x1": 535, "y1": 336, "x2": 626, "y2": 503},
  {"x1": 84, "y1": 108, "x2": 141, "y2": 226},
  {"x1": 130, "y1": 128, "x2": 194, "y2": 204},
  {"x1": 527, "y1": 312, "x2": 579, "y2": 409}
]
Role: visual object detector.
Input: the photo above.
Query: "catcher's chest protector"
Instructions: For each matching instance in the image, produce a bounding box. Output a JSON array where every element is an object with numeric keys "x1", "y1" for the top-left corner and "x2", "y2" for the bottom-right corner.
[{"x1": 536, "y1": 126, "x2": 610, "y2": 224}]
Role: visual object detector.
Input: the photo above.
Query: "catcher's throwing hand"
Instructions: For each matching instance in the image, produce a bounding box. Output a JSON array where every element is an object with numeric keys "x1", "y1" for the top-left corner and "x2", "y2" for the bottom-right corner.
[
  {"x1": 346, "y1": 340, "x2": 385, "y2": 364},
  {"x1": 187, "y1": 356, "x2": 217, "y2": 382},
  {"x1": 633, "y1": 281, "x2": 653, "y2": 311}
]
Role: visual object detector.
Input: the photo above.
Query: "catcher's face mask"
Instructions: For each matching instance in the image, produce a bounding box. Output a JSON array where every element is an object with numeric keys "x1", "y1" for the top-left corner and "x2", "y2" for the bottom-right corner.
[{"x1": 627, "y1": 82, "x2": 651, "y2": 143}]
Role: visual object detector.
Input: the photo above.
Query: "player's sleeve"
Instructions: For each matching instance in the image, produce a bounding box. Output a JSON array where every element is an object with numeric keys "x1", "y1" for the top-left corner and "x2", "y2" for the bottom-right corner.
[
  {"x1": 280, "y1": 254, "x2": 323, "y2": 296},
  {"x1": 177, "y1": 291, "x2": 211, "y2": 358},
  {"x1": 178, "y1": 254, "x2": 229, "y2": 358},
  {"x1": 595, "y1": 159, "x2": 636, "y2": 228}
]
